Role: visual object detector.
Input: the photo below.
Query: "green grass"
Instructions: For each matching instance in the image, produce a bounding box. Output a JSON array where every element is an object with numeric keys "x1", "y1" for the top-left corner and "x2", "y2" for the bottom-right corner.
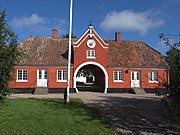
[{"x1": 0, "y1": 98, "x2": 110, "y2": 135}]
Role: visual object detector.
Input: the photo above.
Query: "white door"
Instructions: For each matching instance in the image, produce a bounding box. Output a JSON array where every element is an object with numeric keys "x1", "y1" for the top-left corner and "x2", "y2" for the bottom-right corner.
[
  {"x1": 131, "y1": 71, "x2": 140, "y2": 87},
  {"x1": 37, "y1": 69, "x2": 48, "y2": 87}
]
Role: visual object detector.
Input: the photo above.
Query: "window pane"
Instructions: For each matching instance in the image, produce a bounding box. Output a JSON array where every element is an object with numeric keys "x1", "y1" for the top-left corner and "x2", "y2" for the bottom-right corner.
[
  {"x1": 119, "y1": 71, "x2": 123, "y2": 81},
  {"x1": 92, "y1": 50, "x2": 95, "y2": 57},
  {"x1": 137, "y1": 72, "x2": 140, "y2": 80},
  {"x1": 149, "y1": 72, "x2": 158, "y2": 81},
  {"x1": 23, "y1": 70, "x2": 27, "y2": 80},
  {"x1": 148, "y1": 72, "x2": 152, "y2": 81},
  {"x1": 87, "y1": 50, "x2": 91, "y2": 57},
  {"x1": 39, "y1": 70, "x2": 42, "y2": 79},
  {"x1": 57, "y1": 70, "x2": 67, "y2": 81},
  {"x1": 18, "y1": 70, "x2": 22, "y2": 80},
  {"x1": 44, "y1": 70, "x2": 48, "y2": 79},
  {"x1": 18, "y1": 70, "x2": 28, "y2": 80},
  {"x1": 114, "y1": 71, "x2": 118, "y2": 80},
  {"x1": 132, "y1": 72, "x2": 134, "y2": 80},
  {"x1": 154, "y1": 72, "x2": 158, "y2": 81},
  {"x1": 114, "y1": 70, "x2": 123, "y2": 81},
  {"x1": 58, "y1": 70, "x2": 62, "y2": 80},
  {"x1": 87, "y1": 50, "x2": 95, "y2": 58},
  {"x1": 63, "y1": 70, "x2": 67, "y2": 80}
]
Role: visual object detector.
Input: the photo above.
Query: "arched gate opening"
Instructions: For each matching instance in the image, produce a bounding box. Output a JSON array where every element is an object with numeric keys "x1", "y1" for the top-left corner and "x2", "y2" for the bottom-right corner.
[{"x1": 73, "y1": 62, "x2": 108, "y2": 93}]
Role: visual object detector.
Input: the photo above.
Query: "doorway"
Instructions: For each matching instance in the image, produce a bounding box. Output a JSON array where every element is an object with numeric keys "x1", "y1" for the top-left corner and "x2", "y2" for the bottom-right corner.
[
  {"x1": 37, "y1": 69, "x2": 48, "y2": 87},
  {"x1": 131, "y1": 71, "x2": 140, "y2": 87}
]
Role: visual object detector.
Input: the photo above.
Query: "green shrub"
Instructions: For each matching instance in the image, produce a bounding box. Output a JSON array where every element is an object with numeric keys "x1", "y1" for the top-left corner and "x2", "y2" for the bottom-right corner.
[{"x1": 0, "y1": 94, "x2": 8, "y2": 107}]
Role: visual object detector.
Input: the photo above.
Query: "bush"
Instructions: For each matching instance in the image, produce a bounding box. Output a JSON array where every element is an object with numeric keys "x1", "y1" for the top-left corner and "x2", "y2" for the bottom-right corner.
[
  {"x1": 0, "y1": 9, "x2": 21, "y2": 95},
  {"x1": 0, "y1": 94, "x2": 8, "y2": 107}
]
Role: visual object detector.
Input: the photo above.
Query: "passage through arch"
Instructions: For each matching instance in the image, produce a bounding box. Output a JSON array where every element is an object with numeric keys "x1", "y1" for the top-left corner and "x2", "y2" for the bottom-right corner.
[{"x1": 73, "y1": 62, "x2": 108, "y2": 93}]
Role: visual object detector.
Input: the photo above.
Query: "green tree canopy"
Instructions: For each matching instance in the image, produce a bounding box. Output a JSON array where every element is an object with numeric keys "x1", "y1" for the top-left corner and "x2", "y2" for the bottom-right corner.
[
  {"x1": 62, "y1": 34, "x2": 77, "y2": 39},
  {"x1": 0, "y1": 9, "x2": 21, "y2": 95},
  {"x1": 159, "y1": 33, "x2": 180, "y2": 102}
]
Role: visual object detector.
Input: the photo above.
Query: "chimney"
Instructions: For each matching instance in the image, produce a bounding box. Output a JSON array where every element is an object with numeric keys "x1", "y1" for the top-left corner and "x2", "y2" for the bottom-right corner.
[
  {"x1": 115, "y1": 32, "x2": 121, "y2": 42},
  {"x1": 52, "y1": 29, "x2": 58, "y2": 39}
]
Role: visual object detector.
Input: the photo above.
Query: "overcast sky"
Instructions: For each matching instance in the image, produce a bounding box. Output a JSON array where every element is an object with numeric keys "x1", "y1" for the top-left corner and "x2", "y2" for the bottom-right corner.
[{"x1": 1, "y1": 0, "x2": 180, "y2": 55}]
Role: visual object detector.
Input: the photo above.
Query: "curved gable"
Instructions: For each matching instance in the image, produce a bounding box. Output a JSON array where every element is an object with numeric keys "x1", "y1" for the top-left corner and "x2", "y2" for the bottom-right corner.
[{"x1": 73, "y1": 26, "x2": 108, "y2": 49}]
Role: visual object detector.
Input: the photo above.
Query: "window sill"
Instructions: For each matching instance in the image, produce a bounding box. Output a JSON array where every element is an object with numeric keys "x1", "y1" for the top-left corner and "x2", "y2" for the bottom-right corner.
[
  {"x1": 16, "y1": 80, "x2": 28, "y2": 82},
  {"x1": 56, "y1": 80, "x2": 67, "y2": 82},
  {"x1": 149, "y1": 81, "x2": 158, "y2": 83},
  {"x1": 86, "y1": 57, "x2": 96, "y2": 59},
  {"x1": 113, "y1": 80, "x2": 124, "y2": 83}
]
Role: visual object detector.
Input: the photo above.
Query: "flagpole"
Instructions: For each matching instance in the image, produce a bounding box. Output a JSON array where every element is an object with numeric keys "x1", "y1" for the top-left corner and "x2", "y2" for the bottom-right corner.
[{"x1": 66, "y1": 0, "x2": 73, "y2": 103}]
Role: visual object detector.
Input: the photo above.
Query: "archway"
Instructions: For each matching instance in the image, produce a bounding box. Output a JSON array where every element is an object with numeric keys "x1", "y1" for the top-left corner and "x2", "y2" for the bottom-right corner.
[{"x1": 73, "y1": 62, "x2": 108, "y2": 93}]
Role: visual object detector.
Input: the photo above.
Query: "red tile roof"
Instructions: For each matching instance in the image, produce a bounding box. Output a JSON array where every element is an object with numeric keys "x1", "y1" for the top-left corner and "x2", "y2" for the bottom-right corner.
[
  {"x1": 17, "y1": 37, "x2": 71, "y2": 66},
  {"x1": 17, "y1": 37, "x2": 168, "y2": 68},
  {"x1": 107, "y1": 40, "x2": 168, "y2": 68}
]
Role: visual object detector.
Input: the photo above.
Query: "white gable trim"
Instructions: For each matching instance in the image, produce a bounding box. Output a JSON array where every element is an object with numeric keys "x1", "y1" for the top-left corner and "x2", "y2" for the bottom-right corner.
[
  {"x1": 73, "y1": 28, "x2": 108, "y2": 49},
  {"x1": 73, "y1": 29, "x2": 89, "y2": 45},
  {"x1": 93, "y1": 29, "x2": 108, "y2": 46},
  {"x1": 93, "y1": 35, "x2": 108, "y2": 49},
  {"x1": 73, "y1": 34, "x2": 89, "y2": 48}
]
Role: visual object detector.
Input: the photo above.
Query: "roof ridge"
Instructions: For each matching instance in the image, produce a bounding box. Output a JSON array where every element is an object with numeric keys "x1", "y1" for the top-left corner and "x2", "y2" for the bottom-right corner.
[{"x1": 104, "y1": 39, "x2": 144, "y2": 42}]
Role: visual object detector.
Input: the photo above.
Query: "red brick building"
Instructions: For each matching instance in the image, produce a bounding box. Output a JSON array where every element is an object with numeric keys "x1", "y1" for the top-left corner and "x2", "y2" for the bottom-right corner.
[{"x1": 9, "y1": 24, "x2": 168, "y2": 93}]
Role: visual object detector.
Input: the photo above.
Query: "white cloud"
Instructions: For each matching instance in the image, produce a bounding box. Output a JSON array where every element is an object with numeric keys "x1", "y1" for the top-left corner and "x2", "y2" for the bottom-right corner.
[
  {"x1": 100, "y1": 10, "x2": 164, "y2": 34},
  {"x1": 11, "y1": 14, "x2": 68, "y2": 37},
  {"x1": 11, "y1": 14, "x2": 45, "y2": 28}
]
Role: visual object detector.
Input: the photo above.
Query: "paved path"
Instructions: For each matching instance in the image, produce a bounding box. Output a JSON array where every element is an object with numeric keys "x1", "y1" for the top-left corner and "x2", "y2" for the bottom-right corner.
[{"x1": 9, "y1": 92, "x2": 180, "y2": 135}]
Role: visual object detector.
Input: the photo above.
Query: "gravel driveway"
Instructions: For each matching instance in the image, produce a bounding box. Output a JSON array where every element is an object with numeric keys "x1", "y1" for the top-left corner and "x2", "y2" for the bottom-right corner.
[{"x1": 9, "y1": 92, "x2": 180, "y2": 135}]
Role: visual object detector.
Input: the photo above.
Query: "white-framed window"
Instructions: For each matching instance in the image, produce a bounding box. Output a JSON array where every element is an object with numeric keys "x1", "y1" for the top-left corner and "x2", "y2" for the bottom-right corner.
[
  {"x1": 17, "y1": 69, "x2": 28, "y2": 82},
  {"x1": 57, "y1": 70, "x2": 67, "y2": 82},
  {"x1": 86, "y1": 50, "x2": 95, "y2": 58},
  {"x1": 148, "y1": 72, "x2": 158, "y2": 83},
  {"x1": 113, "y1": 70, "x2": 123, "y2": 82}
]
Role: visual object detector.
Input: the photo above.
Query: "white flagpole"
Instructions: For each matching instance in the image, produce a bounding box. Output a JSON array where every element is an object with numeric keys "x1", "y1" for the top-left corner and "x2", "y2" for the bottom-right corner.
[{"x1": 66, "y1": 0, "x2": 73, "y2": 103}]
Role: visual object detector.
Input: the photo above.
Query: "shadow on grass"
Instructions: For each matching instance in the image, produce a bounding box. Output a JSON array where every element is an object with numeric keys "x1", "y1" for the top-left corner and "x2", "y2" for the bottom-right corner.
[
  {"x1": 32, "y1": 98, "x2": 102, "y2": 122},
  {"x1": 86, "y1": 95, "x2": 180, "y2": 134}
]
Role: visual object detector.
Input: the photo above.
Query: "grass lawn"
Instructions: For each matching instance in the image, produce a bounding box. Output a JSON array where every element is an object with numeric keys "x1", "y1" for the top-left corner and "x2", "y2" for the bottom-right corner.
[{"x1": 0, "y1": 98, "x2": 110, "y2": 135}]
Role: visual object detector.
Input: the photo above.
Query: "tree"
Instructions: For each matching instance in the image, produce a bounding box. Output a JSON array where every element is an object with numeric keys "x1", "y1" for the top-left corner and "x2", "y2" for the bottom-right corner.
[
  {"x1": 62, "y1": 34, "x2": 77, "y2": 39},
  {"x1": 0, "y1": 9, "x2": 21, "y2": 96},
  {"x1": 159, "y1": 33, "x2": 180, "y2": 115},
  {"x1": 166, "y1": 48, "x2": 180, "y2": 90},
  {"x1": 77, "y1": 69, "x2": 94, "y2": 78},
  {"x1": 159, "y1": 33, "x2": 180, "y2": 94}
]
